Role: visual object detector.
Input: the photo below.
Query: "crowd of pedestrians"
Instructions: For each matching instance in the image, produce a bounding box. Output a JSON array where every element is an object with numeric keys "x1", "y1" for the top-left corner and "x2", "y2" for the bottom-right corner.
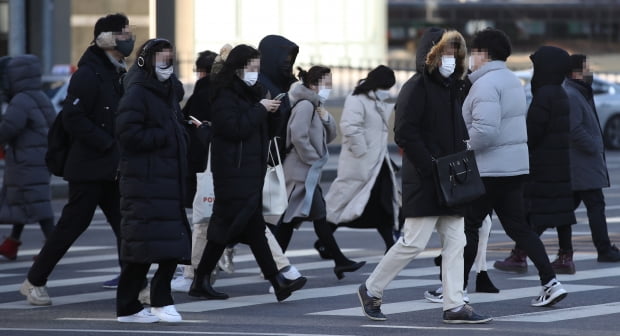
[{"x1": 1, "y1": 12, "x2": 619, "y2": 325}]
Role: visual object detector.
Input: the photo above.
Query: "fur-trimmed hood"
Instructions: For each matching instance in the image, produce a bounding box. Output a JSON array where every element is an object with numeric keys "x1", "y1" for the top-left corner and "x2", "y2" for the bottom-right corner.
[
  {"x1": 417, "y1": 29, "x2": 467, "y2": 80},
  {"x1": 288, "y1": 81, "x2": 320, "y2": 107}
]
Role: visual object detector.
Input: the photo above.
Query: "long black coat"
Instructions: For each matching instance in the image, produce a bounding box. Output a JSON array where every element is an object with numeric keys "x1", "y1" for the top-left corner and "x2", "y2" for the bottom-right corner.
[
  {"x1": 181, "y1": 75, "x2": 212, "y2": 207},
  {"x1": 395, "y1": 28, "x2": 469, "y2": 218},
  {"x1": 0, "y1": 55, "x2": 55, "y2": 224},
  {"x1": 525, "y1": 46, "x2": 576, "y2": 229},
  {"x1": 115, "y1": 67, "x2": 191, "y2": 264},
  {"x1": 208, "y1": 79, "x2": 281, "y2": 245},
  {"x1": 62, "y1": 45, "x2": 122, "y2": 182}
]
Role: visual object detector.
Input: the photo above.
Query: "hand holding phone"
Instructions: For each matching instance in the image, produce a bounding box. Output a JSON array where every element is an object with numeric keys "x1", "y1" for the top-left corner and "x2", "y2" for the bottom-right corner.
[
  {"x1": 273, "y1": 93, "x2": 286, "y2": 101},
  {"x1": 189, "y1": 115, "x2": 202, "y2": 127}
]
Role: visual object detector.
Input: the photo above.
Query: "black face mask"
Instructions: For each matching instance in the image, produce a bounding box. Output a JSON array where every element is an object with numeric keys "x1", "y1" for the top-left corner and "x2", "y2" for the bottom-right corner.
[
  {"x1": 115, "y1": 38, "x2": 135, "y2": 57},
  {"x1": 582, "y1": 74, "x2": 594, "y2": 86}
]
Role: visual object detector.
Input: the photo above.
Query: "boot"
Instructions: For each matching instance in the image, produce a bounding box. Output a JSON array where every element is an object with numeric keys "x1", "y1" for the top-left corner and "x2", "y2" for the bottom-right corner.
[
  {"x1": 188, "y1": 271, "x2": 229, "y2": 300},
  {"x1": 333, "y1": 259, "x2": 366, "y2": 280},
  {"x1": 269, "y1": 271, "x2": 307, "y2": 302},
  {"x1": 475, "y1": 271, "x2": 500, "y2": 293},
  {"x1": 0, "y1": 237, "x2": 21, "y2": 260},
  {"x1": 493, "y1": 248, "x2": 528, "y2": 273},
  {"x1": 551, "y1": 249, "x2": 576, "y2": 274}
]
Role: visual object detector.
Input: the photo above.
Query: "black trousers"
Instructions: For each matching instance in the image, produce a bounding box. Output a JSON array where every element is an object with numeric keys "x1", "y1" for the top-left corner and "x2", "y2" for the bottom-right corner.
[
  {"x1": 463, "y1": 176, "x2": 555, "y2": 287},
  {"x1": 116, "y1": 261, "x2": 177, "y2": 316},
  {"x1": 27, "y1": 181, "x2": 122, "y2": 286}
]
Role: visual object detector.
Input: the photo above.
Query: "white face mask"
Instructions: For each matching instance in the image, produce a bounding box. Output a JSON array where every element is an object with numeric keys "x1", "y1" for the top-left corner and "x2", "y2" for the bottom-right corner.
[
  {"x1": 154, "y1": 62, "x2": 173, "y2": 82},
  {"x1": 243, "y1": 71, "x2": 258, "y2": 86},
  {"x1": 375, "y1": 89, "x2": 390, "y2": 101},
  {"x1": 439, "y1": 55, "x2": 456, "y2": 78},
  {"x1": 318, "y1": 87, "x2": 331, "y2": 103}
]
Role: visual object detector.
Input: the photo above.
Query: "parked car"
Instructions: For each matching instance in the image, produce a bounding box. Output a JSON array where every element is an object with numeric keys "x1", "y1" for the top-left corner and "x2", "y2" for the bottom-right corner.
[{"x1": 515, "y1": 70, "x2": 620, "y2": 149}]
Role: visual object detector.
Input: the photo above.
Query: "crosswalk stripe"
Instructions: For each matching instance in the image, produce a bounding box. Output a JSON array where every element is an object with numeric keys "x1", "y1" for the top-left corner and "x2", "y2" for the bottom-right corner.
[
  {"x1": 495, "y1": 302, "x2": 620, "y2": 322},
  {"x1": 0, "y1": 275, "x2": 117, "y2": 294},
  {"x1": 0, "y1": 291, "x2": 115, "y2": 309},
  {"x1": 309, "y1": 284, "x2": 611, "y2": 317},
  {"x1": 176, "y1": 279, "x2": 439, "y2": 313},
  {"x1": 513, "y1": 266, "x2": 620, "y2": 281},
  {"x1": 0, "y1": 251, "x2": 116, "y2": 272}
]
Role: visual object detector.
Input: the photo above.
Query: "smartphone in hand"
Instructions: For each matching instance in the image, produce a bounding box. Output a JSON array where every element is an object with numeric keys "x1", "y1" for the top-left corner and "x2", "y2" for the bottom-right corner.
[
  {"x1": 274, "y1": 93, "x2": 286, "y2": 101},
  {"x1": 189, "y1": 115, "x2": 202, "y2": 127}
]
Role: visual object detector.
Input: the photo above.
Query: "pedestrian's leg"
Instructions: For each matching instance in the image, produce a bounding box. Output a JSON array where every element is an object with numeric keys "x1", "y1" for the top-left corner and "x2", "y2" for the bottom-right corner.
[
  {"x1": 556, "y1": 225, "x2": 573, "y2": 251},
  {"x1": 9, "y1": 224, "x2": 25, "y2": 240},
  {"x1": 436, "y1": 216, "x2": 466, "y2": 311},
  {"x1": 473, "y1": 215, "x2": 492, "y2": 273},
  {"x1": 366, "y1": 217, "x2": 438, "y2": 298},
  {"x1": 495, "y1": 176, "x2": 555, "y2": 286},
  {"x1": 150, "y1": 261, "x2": 177, "y2": 308},
  {"x1": 98, "y1": 181, "x2": 122, "y2": 266},
  {"x1": 265, "y1": 226, "x2": 290, "y2": 270},
  {"x1": 117, "y1": 262, "x2": 150, "y2": 317},
  {"x1": 463, "y1": 192, "x2": 493, "y2": 289},
  {"x1": 186, "y1": 222, "x2": 208, "y2": 279},
  {"x1": 248, "y1": 232, "x2": 279, "y2": 280},
  {"x1": 38, "y1": 218, "x2": 55, "y2": 240},
  {"x1": 27, "y1": 182, "x2": 100, "y2": 286},
  {"x1": 313, "y1": 217, "x2": 350, "y2": 265},
  {"x1": 581, "y1": 189, "x2": 613, "y2": 253},
  {"x1": 275, "y1": 218, "x2": 296, "y2": 252}
]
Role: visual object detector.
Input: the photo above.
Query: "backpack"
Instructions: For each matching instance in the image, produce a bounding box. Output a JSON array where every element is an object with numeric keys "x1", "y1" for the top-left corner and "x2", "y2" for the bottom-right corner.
[{"x1": 45, "y1": 109, "x2": 71, "y2": 177}]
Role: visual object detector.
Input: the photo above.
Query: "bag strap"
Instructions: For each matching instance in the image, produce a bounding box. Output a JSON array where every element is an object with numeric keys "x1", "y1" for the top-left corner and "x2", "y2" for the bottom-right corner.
[{"x1": 206, "y1": 144, "x2": 211, "y2": 172}]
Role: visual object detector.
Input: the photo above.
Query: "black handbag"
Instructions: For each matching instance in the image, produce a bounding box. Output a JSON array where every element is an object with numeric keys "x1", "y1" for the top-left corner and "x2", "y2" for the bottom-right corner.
[{"x1": 433, "y1": 150, "x2": 485, "y2": 207}]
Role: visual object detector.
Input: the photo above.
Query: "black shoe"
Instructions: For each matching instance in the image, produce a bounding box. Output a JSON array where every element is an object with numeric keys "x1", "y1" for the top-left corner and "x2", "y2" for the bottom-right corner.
[
  {"x1": 598, "y1": 245, "x2": 620, "y2": 262},
  {"x1": 334, "y1": 260, "x2": 366, "y2": 280},
  {"x1": 357, "y1": 283, "x2": 386, "y2": 321},
  {"x1": 475, "y1": 271, "x2": 500, "y2": 293},
  {"x1": 443, "y1": 304, "x2": 492, "y2": 324},
  {"x1": 269, "y1": 272, "x2": 307, "y2": 302},
  {"x1": 188, "y1": 272, "x2": 229, "y2": 300},
  {"x1": 314, "y1": 240, "x2": 333, "y2": 260}
]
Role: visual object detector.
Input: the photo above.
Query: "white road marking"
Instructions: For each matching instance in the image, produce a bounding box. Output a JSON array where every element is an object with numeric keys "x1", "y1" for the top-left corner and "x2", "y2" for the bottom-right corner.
[
  {"x1": 495, "y1": 302, "x2": 620, "y2": 322},
  {"x1": 0, "y1": 328, "x2": 354, "y2": 336}
]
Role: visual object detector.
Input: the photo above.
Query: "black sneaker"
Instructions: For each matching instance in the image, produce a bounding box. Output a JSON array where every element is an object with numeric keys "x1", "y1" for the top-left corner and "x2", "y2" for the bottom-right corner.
[
  {"x1": 443, "y1": 304, "x2": 492, "y2": 324},
  {"x1": 357, "y1": 283, "x2": 386, "y2": 321},
  {"x1": 598, "y1": 245, "x2": 620, "y2": 262}
]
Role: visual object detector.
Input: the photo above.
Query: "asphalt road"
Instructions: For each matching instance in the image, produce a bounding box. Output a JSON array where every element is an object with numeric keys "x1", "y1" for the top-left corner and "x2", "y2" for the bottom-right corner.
[{"x1": 2, "y1": 151, "x2": 620, "y2": 336}]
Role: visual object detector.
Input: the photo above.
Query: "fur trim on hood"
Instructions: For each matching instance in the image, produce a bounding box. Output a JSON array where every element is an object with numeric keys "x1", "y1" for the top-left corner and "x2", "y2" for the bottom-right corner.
[
  {"x1": 425, "y1": 30, "x2": 467, "y2": 79},
  {"x1": 288, "y1": 81, "x2": 320, "y2": 107}
]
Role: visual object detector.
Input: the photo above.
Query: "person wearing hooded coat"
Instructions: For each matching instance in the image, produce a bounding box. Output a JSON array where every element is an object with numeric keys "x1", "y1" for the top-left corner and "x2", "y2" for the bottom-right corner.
[
  {"x1": 21, "y1": 13, "x2": 135, "y2": 306},
  {"x1": 257, "y1": 34, "x2": 299, "y2": 163},
  {"x1": 114, "y1": 38, "x2": 191, "y2": 323},
  {"x1": 190, "y1": 44, "x2": 306, "y2": 303},
  {"x1": 323, "y1": 65, "x2": 401, "y2": 253},
  {"x1": 0, "y1": 55, "x2": 55, "y2": 260},
  {"x1": 357, "y1": 28, "x2": 491, "y2": 324}
]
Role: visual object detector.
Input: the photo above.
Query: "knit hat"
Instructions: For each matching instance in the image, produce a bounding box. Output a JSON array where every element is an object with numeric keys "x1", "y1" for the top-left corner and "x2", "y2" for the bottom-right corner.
[{"x1": 93, "y1": 13, "x2": 129, "y2": 48}]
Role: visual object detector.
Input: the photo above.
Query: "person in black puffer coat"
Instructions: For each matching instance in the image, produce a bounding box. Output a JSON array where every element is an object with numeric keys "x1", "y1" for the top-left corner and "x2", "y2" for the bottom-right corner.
[
  {"x1": 115, "y1": 38, "x2": 191, "y2": 323},
  {"x1": 190, "y1": 44, "x2": 306, "y2": 303},
  {"x1": 22, "y1": 13, "x2": 134, "y2": 306},
  {"x1": 0, "y1": 55, "x2": 55, "y2": 260}
]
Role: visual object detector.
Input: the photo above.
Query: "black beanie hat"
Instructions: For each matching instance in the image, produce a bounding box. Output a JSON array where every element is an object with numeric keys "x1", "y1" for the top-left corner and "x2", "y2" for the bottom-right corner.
[
  {"x1": 224, "y1": 44, "x2": 260, "y2": 71},
  {"x1": 569, "y1": 54, "x2": 587, "y2": 74},
  {"x1": 93, "y1": 13, "x2": 129, "y2": 41}
]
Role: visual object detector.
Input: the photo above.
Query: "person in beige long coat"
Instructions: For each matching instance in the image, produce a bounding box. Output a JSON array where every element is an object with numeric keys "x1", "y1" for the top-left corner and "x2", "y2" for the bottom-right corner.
[
  {"x1": 322, "y1": 65, "x2": 401, "y2": 255},
  {"x1": 275, "y1": 66, "x2": 366, "y2": 280}
]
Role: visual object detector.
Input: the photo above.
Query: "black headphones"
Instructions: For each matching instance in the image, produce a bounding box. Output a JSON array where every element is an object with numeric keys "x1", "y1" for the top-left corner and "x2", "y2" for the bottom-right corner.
[{"x1": 137, "y1": 38, "x2": 170, "y2": 67}]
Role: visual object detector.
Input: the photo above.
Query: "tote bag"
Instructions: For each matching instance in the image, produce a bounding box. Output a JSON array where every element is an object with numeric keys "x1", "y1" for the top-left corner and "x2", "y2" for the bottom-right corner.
[
  {"x1": 192, "y1": 145, "x2": 215, "y2": 224},
  {"x1": 433, "y1": 150, "x2": 485, "y2": 207},
  {"x1": 263, "y1": 138, "x2": 288, "y2": 216}
]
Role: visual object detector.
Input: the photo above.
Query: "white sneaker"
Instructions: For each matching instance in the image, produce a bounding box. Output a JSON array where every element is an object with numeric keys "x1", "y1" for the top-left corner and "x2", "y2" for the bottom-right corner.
[
  {"x1": 151, "y1": 305, "x2": 182, "y2": 323},
  {"x1": 218, "y1": 247, "x2": 235, "y2": 274},
  {"x1": 139, "y1": 286, "x2": 151, "y2": 305},
  {"x1": 424, "y1": 286, "x2": 470, "y2": 304},
  {"x1": 170, "y1": 276, "x2": 192, "y2": 293},
  {"x1": 19, "y1": 279, "x2": 51, "y2": 306},
  {"x1": 117, "y1": 308, "x2": 159, "y2": 323},
  {"x1": 281, "y1": 265, "x2": 302, "y2": 280},
  {"x1": 268, "y1": 286, "x2": 274, "y2": 294},
  {"x1": 531, "y1": 280, "x2": 568, "y2": 307}
]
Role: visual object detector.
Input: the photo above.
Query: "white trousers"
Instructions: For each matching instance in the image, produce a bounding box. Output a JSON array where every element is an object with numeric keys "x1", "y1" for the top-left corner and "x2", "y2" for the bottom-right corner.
[
  {"x1": 366, "y1": 216, "x2": 466, "y2": 311},
  {"x1": 473, "y1": 215, "x2": 492, "y2": 273}
]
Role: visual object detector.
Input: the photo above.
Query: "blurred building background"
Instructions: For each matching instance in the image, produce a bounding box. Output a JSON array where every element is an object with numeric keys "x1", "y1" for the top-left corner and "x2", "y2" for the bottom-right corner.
[{"x1": 1, "y1": 0, "x2": 619, "y2": 95}]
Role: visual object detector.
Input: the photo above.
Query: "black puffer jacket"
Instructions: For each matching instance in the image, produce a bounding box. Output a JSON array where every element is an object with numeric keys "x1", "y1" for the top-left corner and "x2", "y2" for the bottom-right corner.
[
  {"x1": 0, "y1": 55, "x2": 55, "y2": 224},
  {"x1": 394, "y1": 28, "x2": 470, "y2": 218},
  {"x1": 207, "y1": 78, "x2": 281, "y2": 245},
  {"x1": 115, "y1": 66, "x2": 191, "y2": 264},
  {"x1": 62, "y1": 45, "x2": 123, "y2": 182},
  {"x1": 525, "y1": 46, "x2": 576, "y2": 229}
]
